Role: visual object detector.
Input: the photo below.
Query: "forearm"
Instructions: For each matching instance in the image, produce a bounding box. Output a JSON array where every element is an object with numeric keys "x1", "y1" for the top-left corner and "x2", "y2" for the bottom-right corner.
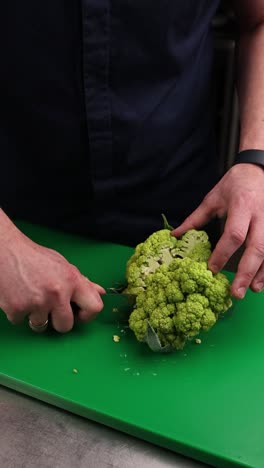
[{"x1": 236, "y1": 22, "x2": 264, "y2": 151}]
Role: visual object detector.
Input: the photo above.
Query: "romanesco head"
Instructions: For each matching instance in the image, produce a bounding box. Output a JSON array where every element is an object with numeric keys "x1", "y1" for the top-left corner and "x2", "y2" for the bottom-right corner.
[{"x1": 125, "y1": 217, "x2": 232, "y2": 352}]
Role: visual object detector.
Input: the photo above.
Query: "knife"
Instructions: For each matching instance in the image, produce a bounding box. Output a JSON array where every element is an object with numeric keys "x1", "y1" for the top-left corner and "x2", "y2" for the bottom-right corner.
[
  {"x1": 100, "y1": 290, "x2": 135, "y2": 324},
  {"x1": 69, "y1": 288, "x2": 134, "y2": 324}
]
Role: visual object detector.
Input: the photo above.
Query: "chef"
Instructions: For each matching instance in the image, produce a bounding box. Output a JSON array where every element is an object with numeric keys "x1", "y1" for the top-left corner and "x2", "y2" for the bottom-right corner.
[{"x1": 0, "y1": 1, "x2": 263, "y2": 332}]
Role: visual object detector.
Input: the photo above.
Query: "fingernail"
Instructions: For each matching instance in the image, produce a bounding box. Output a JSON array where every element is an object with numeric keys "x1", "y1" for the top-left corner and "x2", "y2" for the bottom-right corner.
[
  {"x1": 210, "y1": 264, "x2": 219, "y2": 273},
  {"x1": 256, "y1": 282, "x2": 264, "y2": 292},
  {"x1": 237, "y1": 287, "x2": 246, "y2": 298}
]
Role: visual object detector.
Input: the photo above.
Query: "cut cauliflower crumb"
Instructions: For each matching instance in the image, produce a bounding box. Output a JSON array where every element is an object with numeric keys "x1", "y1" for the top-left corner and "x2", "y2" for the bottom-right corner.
[{"x1": 113, "y1": 335, "x2": 121, "y2": 343}]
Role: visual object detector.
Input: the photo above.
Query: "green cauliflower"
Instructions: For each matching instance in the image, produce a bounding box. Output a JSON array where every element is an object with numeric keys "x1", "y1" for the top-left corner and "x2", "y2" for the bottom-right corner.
[{"x1": 126, "y1": 217, "x2": 232, "y2": 352}]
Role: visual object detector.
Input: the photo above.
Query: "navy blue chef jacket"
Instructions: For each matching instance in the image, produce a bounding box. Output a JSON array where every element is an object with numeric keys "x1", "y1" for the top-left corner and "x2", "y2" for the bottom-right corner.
[{"x1": 0, "y1": 1, "x2": 221, "y2": 246}]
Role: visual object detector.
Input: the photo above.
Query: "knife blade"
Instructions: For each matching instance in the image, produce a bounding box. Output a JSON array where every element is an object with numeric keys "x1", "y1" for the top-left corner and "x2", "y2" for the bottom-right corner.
[
  {"x1": 99, "y1": 292, "x2": 135, "y2": 324},
  {"x1": 71, "y1": 289, "x2": 135, "y2": 325}
]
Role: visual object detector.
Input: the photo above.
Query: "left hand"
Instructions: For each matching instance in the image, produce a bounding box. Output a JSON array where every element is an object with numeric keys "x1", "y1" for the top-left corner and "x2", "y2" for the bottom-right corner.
[{"x1": 171, "y1": 163, "x2": 264, "y2": 299}]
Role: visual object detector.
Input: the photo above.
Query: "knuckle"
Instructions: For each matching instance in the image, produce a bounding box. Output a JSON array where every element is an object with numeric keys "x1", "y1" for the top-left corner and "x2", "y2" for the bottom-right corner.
[
  {"x1": 31, "y1": 293, "x2": 45, "y2": 309},
  {"x1": 7, "y1": 309, "x2": 24, "y2": 324},
  {"x1": 202, "y1": 192, "x2": 220, "y2": 216},
  {"x1": 67, "y1": 265, "x2": 80, "y2": 284},
  {"x1": 203, "y1": 190, "x2": 216, "y2": 207},
  {"x1": 70, "y1": 264, "x2": 80, "y2": 275},
  {"x1": 79, "y1": 310, "x2": 99, "y2": 323},
  {"x1": 228, "y1": 228, "x2": 245, "y2": 246},
  {"x1": 240, "y1": 270, "x2": 255, "y2": 283},
  {"x1": 8, "y1": 299, "x2": 27, "y2": 314},
  {"x1": 253, "y1": 242, "x2": 264, "y2": 258},
  {"x1": 6, "y1": 314, "x2": 18, "y2": 325},
  {"x1": 238, "y1": 190, "x2": 254, "y2": 205},
  {"x1": 202, "y1": 196, "x2": 212, "y2": 211},
  {"x1": 78, "y1": 299, "x2": 104, "y2": 323},
  {"x1": 49, "y1": 282, "x2": 64, "y2": 299},
  {"x1": 48, "y1": 267, "x2": 80, "y2": 299}
]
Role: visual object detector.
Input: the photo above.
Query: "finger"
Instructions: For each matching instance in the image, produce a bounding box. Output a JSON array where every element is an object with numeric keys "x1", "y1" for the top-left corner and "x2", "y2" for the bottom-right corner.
[
  {"x1": 50, "y1": 301, "x2": 74, "y2": 333},
  {"x1": 5, "y1": 311, "x2": 26, "y2": 325},
  {"x1": 251, "y1": 261, "x2": 264, "y2": 293},
  {"x1": 171, "y1": 196, "x2": 216, "y2": 238},
  {"x1": 28, "y1": 310, "x2": 49, "y2": 327},
  {"x1": 231, "y1": 225, "x2": 264, "y2": 299},
  {"x1": 89, "y1": 280, "x2": 106, "y2": 295},
  {"x1": 208, "y1": 206, "x2": 251, "y2": 273},
  {"x1": 83, "y1": 276, "x2": 106, "y2": 295},
  {"x1": 28, "y1": 314, "x2": 49, "y2": 334},
  {"x1": 5, "y1": 303, "x2": 35, "y2": 325},
  {"x1": 72, "y1": 278, "x2": 104, "y2": 323}
]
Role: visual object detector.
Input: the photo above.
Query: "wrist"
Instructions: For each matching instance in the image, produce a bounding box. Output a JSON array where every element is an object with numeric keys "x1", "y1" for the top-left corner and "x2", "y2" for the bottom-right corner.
[{"x1": 0, "y1": 209, "x2": 21, "y2": 244}]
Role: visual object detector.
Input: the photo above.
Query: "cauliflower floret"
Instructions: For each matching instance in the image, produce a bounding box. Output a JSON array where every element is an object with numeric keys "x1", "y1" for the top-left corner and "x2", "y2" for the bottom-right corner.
[
  {"x1": 128, "y1": 307, "x2": 148, "y2": 341},
  {"x1": 149, "y1": 305, "x2": 176, "y2": 332},
  {"x1": 124, "y1": 216, "x2": 212, "y2": 295},
  {"x1": 172, "y1": 229, "x2": 211, "y2": 262},
  {"x1": 174, "y1": 294, "x2": 216, "y2": 337},
  {"x1": 157, "y1": 331, "x2": 186, "y2": 350},
  {"x1": 124, "y1": 229, "x2": 177, "y2": 295},
  {"x1": 165, "y1": 282, "x2": 184, "y2": 303},
  {"x1": 172, "y1": 258, "x2": 213, "y2": 294},
  {"x1": 205, "y1": 272, "x2": 233, "y2": 315}
]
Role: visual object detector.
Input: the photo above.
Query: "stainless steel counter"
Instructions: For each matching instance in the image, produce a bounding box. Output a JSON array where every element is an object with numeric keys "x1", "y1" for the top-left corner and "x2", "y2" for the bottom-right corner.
[{"x1": 0, "y1": 386, "x2": 208, "y2": 468}]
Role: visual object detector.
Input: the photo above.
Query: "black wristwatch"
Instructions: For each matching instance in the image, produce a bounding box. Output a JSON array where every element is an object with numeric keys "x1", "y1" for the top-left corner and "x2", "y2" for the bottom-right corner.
[{"x1": 234, "y1": 149, "x2": 264, "y2": 169}]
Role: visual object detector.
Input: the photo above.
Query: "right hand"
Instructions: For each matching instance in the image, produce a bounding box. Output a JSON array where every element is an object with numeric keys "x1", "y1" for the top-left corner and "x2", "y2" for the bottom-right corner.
[{"x1": 0, "y1": 212, "x2": 105, "y2": 332}]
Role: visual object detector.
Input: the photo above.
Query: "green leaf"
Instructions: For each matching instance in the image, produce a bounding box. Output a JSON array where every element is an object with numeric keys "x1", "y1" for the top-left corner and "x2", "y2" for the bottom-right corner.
[{"x1": 144, "y1": 322, "x2": 174, "y2": 353}]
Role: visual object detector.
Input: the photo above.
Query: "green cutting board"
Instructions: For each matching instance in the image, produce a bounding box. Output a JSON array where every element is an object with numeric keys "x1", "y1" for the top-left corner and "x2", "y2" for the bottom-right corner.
[{"x1": 0, "y1": 222, "x2": 264, "y2": 468}]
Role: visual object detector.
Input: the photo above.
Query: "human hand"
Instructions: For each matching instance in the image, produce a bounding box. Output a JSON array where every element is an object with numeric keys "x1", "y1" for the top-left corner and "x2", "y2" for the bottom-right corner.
[
  {"x1": 172, "y1": 164, "x2": 264, "y2": 299},
  {"x1": 0, "y1": 214, "x2": 105, "y2": 332}
]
